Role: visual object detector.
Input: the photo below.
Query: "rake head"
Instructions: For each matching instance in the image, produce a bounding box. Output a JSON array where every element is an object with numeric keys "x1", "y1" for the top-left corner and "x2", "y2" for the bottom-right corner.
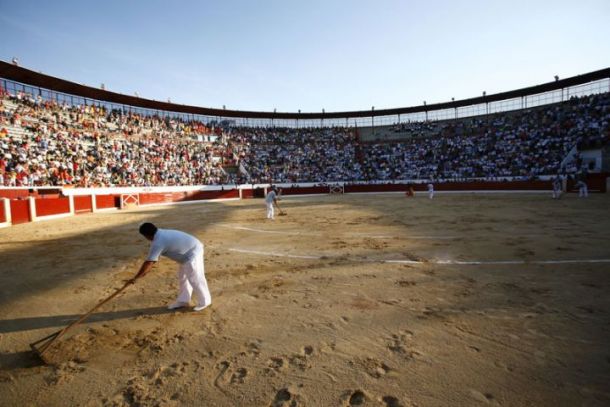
[{"x1": 29, "y1": 330, "x2": 61, "y2": 365}]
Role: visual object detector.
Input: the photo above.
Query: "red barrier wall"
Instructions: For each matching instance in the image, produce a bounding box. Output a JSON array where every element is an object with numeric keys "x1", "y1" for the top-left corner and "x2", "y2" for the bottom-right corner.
[
  {"x1": 138, "y1": 189, "x2": 239, "y2": 205},
  {"x1": 0, "y1": 188, "x2": 63, "y2": 199},
  {"x1": 0, "y1": 175, "x2": 607, "y2": 228},
  {"x1": 570, "y1": 173, "x2": 607, "y2": 192},
  {"x1": 0, "y1": 200, "x2": 6, "y2": 223},
  {"x1": 0, "y1": 189, "x2": 31, "y2": 199},
  {"x1": 139, "y1": 192, "x2": 182, "y2": 205},
  {"x1": 434, "y1": 181, "x2": 549, "y2": 191},
  {"x1": 280, "y1": 186, "x2": 330, "y2": 195},
  {"x1": 74, "y1": 195, "x2": 93, "y2": 213},
  {"x1": 35, "y1": 197, "x2": 70, "y2": 217},
  {"x1": 95, "y1": 195, "x2": 119, "y2": 209},
  {"x1": 187, "y1": 189, "x2": 239, "y2": 200},
  {"x1": 10, "y1": 199, "x2": 30, "y2": 224},
  {"x1": 343, "y1": 176, "x2": 608, "y2": 193},
  {"x1": 345, "y1": 184, "x2": 407, "y2": 193}
]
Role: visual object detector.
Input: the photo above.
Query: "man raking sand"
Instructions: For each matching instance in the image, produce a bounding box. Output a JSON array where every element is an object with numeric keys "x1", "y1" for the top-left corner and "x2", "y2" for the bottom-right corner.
[{"x1": 132, "y1": 222, "x2": 212, "y2": 311}]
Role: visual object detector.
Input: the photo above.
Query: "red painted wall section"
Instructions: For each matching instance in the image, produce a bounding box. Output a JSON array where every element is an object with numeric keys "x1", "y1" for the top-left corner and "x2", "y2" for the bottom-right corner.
[
  {"x1": 344, "y1": 184, "x2": 407, "y2": 193},
  {"x1": 188, "y1": 189, "x2": 239, "y2": 200},
  {"x1": 0, "y1": 200, "x2": 6, "y2": 223},
  {"x1": 0, "y1": 189, "x2": 31, "y2": 199},
  {"x1": 138, "y1": 192, "x2": 181, "y2": 205},
  {"x1": 74, "y1": 195, "x2": 93, "y2": 213},
  {"x1": 280, "y1": 186, "x2": 330, "y2": 195},
  {"x1": 95, "y1": 195, "x2": 119, "y2": 209},
  {"x1": 0, "y1": 188, "x2": 63, "y2": 199},
  {"x1": 343, "y1": 178, "x2": 608, "y2": 193},
  {"x1": 10, "y1": 199, "x2": 30, "y2": 224},
  {"x1": 138, "y1": 189, "x2": 239, "y2": 205},
  {"x1": 35, "y1": 197, "x2": 70, "y2": 217},
  {"x1": 241, "y1": 189, "x2": 253, "y2": 199}
]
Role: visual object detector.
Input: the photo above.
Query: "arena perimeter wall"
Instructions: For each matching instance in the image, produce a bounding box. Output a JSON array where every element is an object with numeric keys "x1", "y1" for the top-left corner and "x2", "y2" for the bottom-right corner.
[{"x1": 0, "y1": 174, "x2": 606, "y2": 228}]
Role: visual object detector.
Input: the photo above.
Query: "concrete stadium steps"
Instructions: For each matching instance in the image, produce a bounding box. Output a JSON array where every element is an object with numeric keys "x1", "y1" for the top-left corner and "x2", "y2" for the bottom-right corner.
[{"x1": 2, "y1": 124, "x2": 31, "y2": 141}]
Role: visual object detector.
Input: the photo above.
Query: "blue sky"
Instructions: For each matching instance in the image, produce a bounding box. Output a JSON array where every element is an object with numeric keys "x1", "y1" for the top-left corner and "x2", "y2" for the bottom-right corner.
[{"x1": 0, "y1": 0, "x2": 609, "y2": 112}]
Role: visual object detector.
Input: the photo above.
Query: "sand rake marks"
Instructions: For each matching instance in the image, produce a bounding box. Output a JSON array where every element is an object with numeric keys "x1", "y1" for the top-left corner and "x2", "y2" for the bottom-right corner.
[{"x1": 29, "y1": 277, "x2": 142, "y2": 365}]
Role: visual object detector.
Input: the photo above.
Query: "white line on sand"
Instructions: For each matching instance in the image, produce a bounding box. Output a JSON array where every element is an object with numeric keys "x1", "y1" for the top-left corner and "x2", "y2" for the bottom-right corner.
[
  {"x1": 218, "y1": 224, "x2": 457, "y2": 240},
  {"x1": 229, "y1": 248, "x2": 320, "y2": 259},
  {"x1": 217, "y1": 224, "x2": 305, "y2": 235},
  {"x1": 228, "y1": 248, "x2": 610, "y2": 265}
]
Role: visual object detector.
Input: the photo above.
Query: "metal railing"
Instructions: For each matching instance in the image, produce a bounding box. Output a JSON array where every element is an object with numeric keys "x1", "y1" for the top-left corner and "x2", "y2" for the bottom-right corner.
[{"x1": 2, "y1": 70, "x2": 609, "y2": 129}]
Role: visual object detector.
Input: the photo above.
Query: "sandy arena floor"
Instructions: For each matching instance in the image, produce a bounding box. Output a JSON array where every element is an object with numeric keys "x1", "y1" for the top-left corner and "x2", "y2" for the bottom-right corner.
[{"x1": 0, "y1": 192, "x2": 609, "y2": 407}]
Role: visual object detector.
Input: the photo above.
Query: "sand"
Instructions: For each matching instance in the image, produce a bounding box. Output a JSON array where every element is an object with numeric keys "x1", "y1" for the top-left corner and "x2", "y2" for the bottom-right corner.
[{"x1": 0, "y1": 193, "x2": 609, "y2": 406}]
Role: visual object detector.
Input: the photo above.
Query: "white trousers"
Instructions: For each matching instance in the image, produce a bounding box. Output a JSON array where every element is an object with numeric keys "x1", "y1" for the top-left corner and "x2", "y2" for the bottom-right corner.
[
  {"x1": 266, "y1": 202, "x2": 274, "y2": 219},
  {"x1": 578, "y1": 182, "x2": 588, "y2": 198},
  {"x1": 428, "y1": 191, "x2": 434, "y2": 199},
  {"x1": 175, "y1": 247, "x2": 211, "y2": 307}
]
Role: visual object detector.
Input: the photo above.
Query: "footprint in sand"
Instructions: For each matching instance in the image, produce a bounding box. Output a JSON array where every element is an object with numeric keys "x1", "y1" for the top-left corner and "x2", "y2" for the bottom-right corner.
[
  {"x1": 230, "y1": 367, "x2": 248, "y2": 384},
  {"x1": 271, "y1": 387, "x2": 303, "y2": 407},
  {"x1": 387, "y1": 330, "x2": 414, "y2": 355},
  {"x1": 381, "y1": 395, "x2": 405, "y2": 407},
  {"x1": 347, "y1": 390, "x2": 367, "y2": 406},
  {"x1": 246, "y1": 339, "x2": 262, "y2": 357},
  {"x1": 271, "y1": 388, "x2": 292, "y2": 407},
  {"x1": 288, "y1": 354, "x2": 309, "y2": 371},
  {"x1": 268, "y1": 357, "x2": 285, "y2": 371},
  {"x1": 469, "y1": 389, "x2": 500, "y2": 405},
  {"x1": 352, "y1": 357, "x2": 391, "y2": 378}
]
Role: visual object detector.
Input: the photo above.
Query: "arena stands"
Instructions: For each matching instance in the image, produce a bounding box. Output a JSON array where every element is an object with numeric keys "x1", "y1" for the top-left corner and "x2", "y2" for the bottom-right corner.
[
  {"x1": 0, "y1": 91, "x2": 235, "y2": 186},
  {"x1": 357, "y1": 92, "x2": 610, "y2": 180},
  {"x1": 1, "y1": 89, "x2": 609, "y2": 187},
  {"x1": 232, "y1": 126, "x2": 363, "y2": 184}
]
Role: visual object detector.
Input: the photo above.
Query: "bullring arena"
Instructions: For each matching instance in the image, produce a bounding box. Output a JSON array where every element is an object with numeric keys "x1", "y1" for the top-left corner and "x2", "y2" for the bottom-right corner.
[
  {"x1": 1, "y1": 60, "x2": 610, "y2": 407},
  {"x1": 1, "y1": 190, "x2": 609, "y2": 406}
]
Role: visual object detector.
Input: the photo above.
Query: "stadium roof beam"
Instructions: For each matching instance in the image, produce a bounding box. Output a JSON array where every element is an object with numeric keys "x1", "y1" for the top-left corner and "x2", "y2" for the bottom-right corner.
[{"x1": 1, "y1": 60, "x2": 609, "y2": 120}]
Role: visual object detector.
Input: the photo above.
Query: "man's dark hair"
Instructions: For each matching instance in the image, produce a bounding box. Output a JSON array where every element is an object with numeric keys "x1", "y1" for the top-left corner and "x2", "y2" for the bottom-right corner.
[{"x1": 139, "y1": 222, "x2": 158, "y2": 237}]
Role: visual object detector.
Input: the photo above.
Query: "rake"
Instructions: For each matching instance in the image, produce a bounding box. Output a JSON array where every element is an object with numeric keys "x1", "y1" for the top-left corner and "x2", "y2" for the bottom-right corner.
[
  {"x1": 29, "y1": 278, "x2": 137, "y2": 364},
  {"x1": 276, "y1": 202, "x2": 287, "y2": 216}
]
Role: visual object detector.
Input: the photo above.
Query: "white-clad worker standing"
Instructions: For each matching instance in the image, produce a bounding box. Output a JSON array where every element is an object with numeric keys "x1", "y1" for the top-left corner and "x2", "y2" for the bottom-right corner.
[
  {"x1": 427, "y1": 182, "x2": 434, "y2": 199},
  {"x1": 552, "y1": 175, "x2": 562, "y2": 199},
  {"x1": 131, "y1": 222, "x2": 211, "y2": 311},
  {"x1": 576, "y1": 170, "x2": 588, "y2": 198},
  {"x1": 265, "y1": 185, "x2": 279, "y2": 220}
]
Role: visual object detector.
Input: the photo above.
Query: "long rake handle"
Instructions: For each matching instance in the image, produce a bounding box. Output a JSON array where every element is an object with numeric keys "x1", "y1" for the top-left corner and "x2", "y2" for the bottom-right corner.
[{"x1": 35, "y1": 280, "x2": 135, "y2": 355}]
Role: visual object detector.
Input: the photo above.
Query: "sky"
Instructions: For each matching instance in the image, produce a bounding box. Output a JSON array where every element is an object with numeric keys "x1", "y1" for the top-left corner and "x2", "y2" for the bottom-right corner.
[{"x1": 0, "y1": 0, "x2": 609, "y2": 113}]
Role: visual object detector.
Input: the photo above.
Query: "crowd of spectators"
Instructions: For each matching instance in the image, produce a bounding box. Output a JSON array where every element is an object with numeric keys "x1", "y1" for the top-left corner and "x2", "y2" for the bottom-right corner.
[
  {"x1": 358, "y1": 92, "x2": 610, "y2": 180},
  {"x1": 1, "y1": 88, "x2": 608, "y2": 187},
  {"x1": 231, "y1": 127, "x2": 363, "y2": 184},
  {"x1": 0, "y1": 91, "x2": 237, "y2": 186}
]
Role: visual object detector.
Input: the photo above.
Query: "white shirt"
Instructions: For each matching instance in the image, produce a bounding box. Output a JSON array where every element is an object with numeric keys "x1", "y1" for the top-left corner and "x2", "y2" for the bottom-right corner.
[
  {"x1": 147, "y1": 229, "x2": 202, "y2": 264},
  {"x1": 427, "y1": 183, "x2": 434, "y2": 191},
  {"x1": 265, "y1": 190, "x2": 277, "y2": 204}
]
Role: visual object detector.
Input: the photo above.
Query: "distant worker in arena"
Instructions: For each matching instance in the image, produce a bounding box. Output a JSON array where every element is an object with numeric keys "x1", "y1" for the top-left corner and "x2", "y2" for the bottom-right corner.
[
  {"x1": 576, "y1": 170, "x2": 588, "y2": 198},
  {"x1": 552, "y1": 174, "x2": 563, "y2": 199},
  {"x1": 265, "y1": 185, "x2": 280, "y2": 219},
  {"x1": 131, "y1": 223, "x2": 211, "y2": 312},
  {"x1": 427, "y1": 182, "x2": 434, "y2": 199},
  {"x1": 405, "y1": 184, "x2": 415, "y2": 198}
]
